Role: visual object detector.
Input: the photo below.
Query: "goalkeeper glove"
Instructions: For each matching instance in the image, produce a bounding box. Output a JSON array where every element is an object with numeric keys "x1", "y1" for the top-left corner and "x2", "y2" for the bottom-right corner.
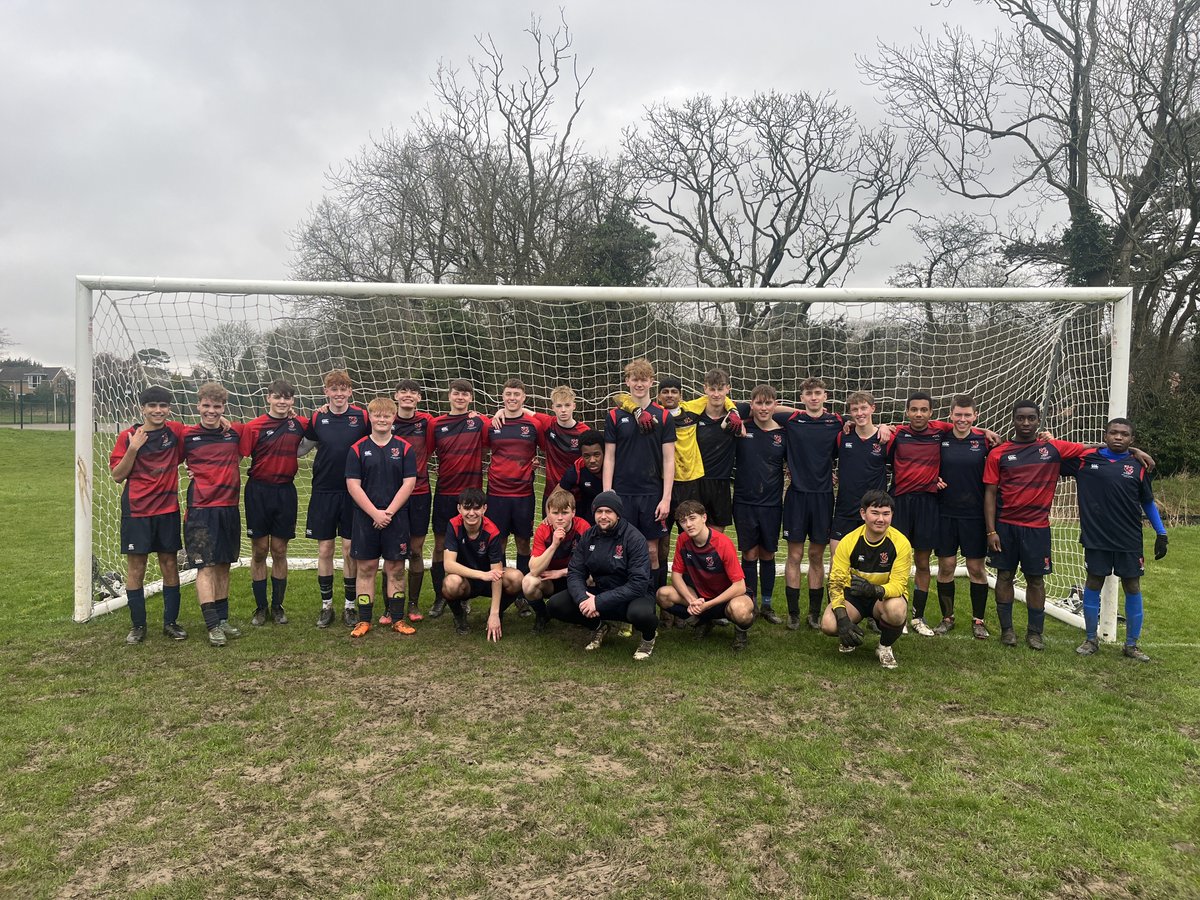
[
  {"x1": 833, "y1": 607, "x2": 863, "y2": 648},
  {"x1": 723, "y1": 409, "x2": 744, "y2": 436},
  {"x1": 635, "y1": 408, "x2": 656, "y2": 433},
  {"x1": 1154, "y1": 533, "x2": 1168, "y2": 560},
  {"x1": 847, "y1": 575, "x2": 885, "y2": 601}
]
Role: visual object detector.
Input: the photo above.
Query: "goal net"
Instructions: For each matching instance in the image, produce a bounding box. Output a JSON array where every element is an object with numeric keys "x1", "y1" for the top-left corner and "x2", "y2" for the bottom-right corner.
[{"x1": 74, "y1": 278, "x2": 1132, "y2": 634}]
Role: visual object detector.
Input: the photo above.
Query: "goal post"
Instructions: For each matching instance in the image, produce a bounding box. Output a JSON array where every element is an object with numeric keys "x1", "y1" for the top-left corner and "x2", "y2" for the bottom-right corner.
[{"x1": 73, "y1": 276, "x2": 1133, "y2": 639}]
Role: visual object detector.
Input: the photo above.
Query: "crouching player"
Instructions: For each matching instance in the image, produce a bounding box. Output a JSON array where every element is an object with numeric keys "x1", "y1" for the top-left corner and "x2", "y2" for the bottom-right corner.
[
  {"x1": 441, "y1": 488, "x2": 523, "y2": 640},
  {"x1": 822, "y1": 490, "x2": 913, "y2": 669},
  {"x1": 345, "y1": 398, "x2": 417, "y2": 638},
  {"x1": 182, "y1": 382, "x2": 244, "y2": 646},
  {"x1": 522, "y1": 487, "x2": 590, "y2": 634},
  {"x1": 546, "y1": 491, "x2": 659, "y2": 660},
  {"x1": 657, "y1": 500, "x2": 755, "y2": 651}
]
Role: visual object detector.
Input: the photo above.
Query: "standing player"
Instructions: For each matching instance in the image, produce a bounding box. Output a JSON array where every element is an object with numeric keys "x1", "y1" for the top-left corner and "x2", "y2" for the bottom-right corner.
[
  {"x1": 181, "y1": 382, "x2": 244, "y2": 647},
  {"x1": 1068, "y1": 418, "x2": 1167, "y2": 662},
  {"x1": 522, "y1": 486, "x2": 590, "y2": 633},
  {"x1": 732, "y1": 385, "x2": 787, "y2": 623},
  {"x1": 533, "y1": 386, "x2": 590, "y2": 514},
  {"x1": 392, "y1": 378, "x2": 437, "y2": 621},
  {"x1": 983, "y1": 400, "x2": 1098, "y2": 650},
  {"x1": 441, "y1": 488, "x2": 524, "y2": 640},
  {"x1": 486, "y1": 378, "x2": 543, "y2": 588},
  {"x1": 428, "y1": 379, "x2": 489, "y2": 617},
  {"x1": 780, "y1": 377, "x2": 842, "y2": 630},
  {"x1": 303, "y1": 370, "x2": 370, "y2": 629},
  {"x1": 345, "y1": 397, "x2": 418, "y2": 637},
  {"x1": 934, "y1": 395, "x2": 992, "y2": 639},
  {"x1": 830, "y1": 391, "x2": 890, "y2": 554},
  {"x1": 603, "y1": 359, "x2": 677, "y2": 592},
  {"x1": 545, "y1": 491, "x2": 659, "y2": 660},
  {"x1": 239, "y1": 380, "x2": 309, "y2": 626},
  {"x1": 558, "y1": 430, "x2": 605, "y2": 523},
  {"x1": 821, "y1": 490, "x2": 913, "y2": 669},
  {"x1": 888, "y1": 392, "x2": 954, "y2": 636},
  {"x1": 691, "y1": 369, "x2": 742, "y2": 535},
  {"x1": 656, "y1": 500, "x2": 755, "y2": 651},
  {"x1": 109, "y1": 386, "x2": 187, "y2": 644}
]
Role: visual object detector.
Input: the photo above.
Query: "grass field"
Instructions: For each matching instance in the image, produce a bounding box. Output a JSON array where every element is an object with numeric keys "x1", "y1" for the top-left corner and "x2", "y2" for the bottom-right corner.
[{"x1": 1, "y1": 429, "x2": 1198, "y2": 899}]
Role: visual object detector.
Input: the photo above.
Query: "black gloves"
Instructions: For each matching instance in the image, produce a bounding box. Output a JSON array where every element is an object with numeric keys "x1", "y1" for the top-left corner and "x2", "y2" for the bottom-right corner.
[
  {"x1": 833, "y1": 607, "x2": 863, "y2": 648},
  {"x1": 847, "y1": 575, "x2": 885, "y2": 601},
  {"x1": 1155, "y1": 533, "x2": 1168, "y2": 560}
]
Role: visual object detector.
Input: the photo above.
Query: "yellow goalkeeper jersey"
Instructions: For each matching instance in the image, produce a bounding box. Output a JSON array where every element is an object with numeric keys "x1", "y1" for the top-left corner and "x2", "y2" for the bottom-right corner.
[
  {"x1": 616, "y1": 394, "x2": 734, "y2": 483},
  {"x1": 828, "y1": 525, "x2": 912, "y2": 610}
]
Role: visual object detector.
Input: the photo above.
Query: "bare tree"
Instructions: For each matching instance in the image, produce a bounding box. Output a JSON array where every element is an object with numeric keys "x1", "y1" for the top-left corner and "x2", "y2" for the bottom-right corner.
[
  {"x1": 863, "y1": 0, "x2": 1200, "y2": 390},
  {"x1": 0, "y1": 329, "x2": 11, "y2": 356},
  {"x1": 622, "y1": 91, "x2": 925, "y2": 328}
]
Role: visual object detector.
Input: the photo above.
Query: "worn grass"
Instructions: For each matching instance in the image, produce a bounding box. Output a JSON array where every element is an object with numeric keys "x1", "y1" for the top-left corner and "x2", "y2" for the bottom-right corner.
[{"x1": 1, "y1": 430, "x2": 1198, "y2": 899}]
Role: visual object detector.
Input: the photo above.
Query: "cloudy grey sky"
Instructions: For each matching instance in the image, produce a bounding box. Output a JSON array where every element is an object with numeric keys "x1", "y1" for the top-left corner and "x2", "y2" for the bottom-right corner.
[{"x1": 1, "y1": 0, "x2": 999, "y2": 366}]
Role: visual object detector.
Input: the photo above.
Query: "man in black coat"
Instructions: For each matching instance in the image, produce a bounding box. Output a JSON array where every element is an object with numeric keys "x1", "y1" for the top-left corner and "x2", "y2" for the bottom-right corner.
[{"x1": 546, "y1": 490, "x2": 659, "y2": 659}]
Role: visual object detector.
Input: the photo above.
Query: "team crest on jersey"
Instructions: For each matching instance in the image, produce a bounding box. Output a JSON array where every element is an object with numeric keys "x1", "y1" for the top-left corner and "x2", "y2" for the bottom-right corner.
[
  {"x1": 348, "y1": 416, "x2": 359, "y2": 426},
  {"x1": 520, "y1": 425, "x2": 531, "y2": 436},
  {"x1": 161, "y1": 434, "x2": 171, "y2": 447},
  {"x1": 391, "y1": 447, "x2": 400, "y2": 458},
  {"x1": 871, "y1": 443, "x2": 882, "y2": 455},
  {"x1": 614, "y1": 544, "x2": 624, "y2": 559},
  {"x1": 287, "y1": 421, "x2": 297, "y2": 431},
  {"x1": 1123, "y1": 464, "x2": 1135, "y2": 476},
  {"x1": 1038, "y1": 446, "x2": 1051, "y2": 460},
  {"x1": 879, "y1": 552, "x2": 889, "y2": 565},
  {"x1": 970, "y1": 441, "x2": 981, "y2": 451},
  {"x1": 569, "y1": 438, "x2": 579, "y2": 449},
  {"x1": 773, "y1": 434, "x2": 782, "y2": 446},
  {"x1": 466, "y1": 419, "x2": 478, "y2": 431},
  {"x1": 477, "y1": 541, "x2": 487, "y2": 553},
  {"x1": 703, "y1": 555, "x2": 717, "y2": 569}
]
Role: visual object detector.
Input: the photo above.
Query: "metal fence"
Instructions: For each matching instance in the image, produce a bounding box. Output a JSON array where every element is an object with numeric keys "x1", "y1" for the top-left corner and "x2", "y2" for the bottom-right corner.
[{"x1": 0, "y1": 381, "x2": 74, "y2": 428}]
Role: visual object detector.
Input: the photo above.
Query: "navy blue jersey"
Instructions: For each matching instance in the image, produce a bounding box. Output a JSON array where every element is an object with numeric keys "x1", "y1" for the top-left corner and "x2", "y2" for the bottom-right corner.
[
  {"x1": 694, "y1": 411, "x2": 736, "y2": 480},
  {"x1": 834, "y1": 428, "x2": 888, "y2": 517},
  {"x1": 306, "y1": 405, "x2": 370, "y2": 493},
  {"x1": 733, "y1": 422, "x2": 787, "y2": 506},
  {"x1": 345, "y1": 435, "x2": 417, "y2": 509},
  {"x1": 938, "y1": 428, "x2": 988, "y2": 518},
  {"x1": 780, "y1": 410, "x2": 842, "y2": 494},
  {"x1": 604, "y1": 402, "x2": 676, "y2": 496},
  {"x1": 559, "y1": 457, "x2": 604, "y2": 523},
  {"x1": 1069, "y1": 451, "x2": 1155, "y2": 552},
  {"x1": 445, "y1": 515, "x2": 505, "y2": 571}
]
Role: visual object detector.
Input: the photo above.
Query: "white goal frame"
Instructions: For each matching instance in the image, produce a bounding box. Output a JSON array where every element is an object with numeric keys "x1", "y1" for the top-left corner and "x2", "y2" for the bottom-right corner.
[{"x1": 74, "y1": 276, "x2": 1134, "y2": 638}]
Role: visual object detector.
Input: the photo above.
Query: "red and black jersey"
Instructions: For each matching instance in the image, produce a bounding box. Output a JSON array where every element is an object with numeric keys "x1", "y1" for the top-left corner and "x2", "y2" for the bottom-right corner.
[
  {"x1": 532, "y1": 515, "x2": 591, "y2": 570},
  {"x1": 305, "y1": 405, "x2": 370, "y2": 493},
  {"x1": 345, "y1": 435, "x2": 417, "y2": 509},
  {"x1": 110, "y1": 421, "x2": 186, "y2": 517},
  {"x1": 673, "y1": 528, "x2": 744, "y2": 599},
  {"x1": 984, "y1": 438, "x2": 1091, "y2": 528},
  {"x1": 391, "y1": 411, "x2": 437, "y2": 495},
  {"x1": 780, "y1": 410, "x2": 842, "y2": 494},
  {"x1": 487, "y1": 412, "x2": 544, "y2": 497},
  {"x1": 183, "y1": 423, "x2": 243, "y2": 509},
  {"x1": 938, "y1": 428, "x2": 989, "y2": 518},
  {"x1": 534, "y1": 413, "x2": 590, "y2": 490},
  {"x1": 445, "y1": 514, "x2": 505, "y2": 571},
  {"x1": 239, "y1": 413, "x2": 310, "y2": 484},
  {"x1": 559, "y1": 457, "x2": 604, "y2": 523},
  {"x1": 604, "y1": 402, "x2": 677, "y2": 496},
  {"x1": 889, "y1": 420, "x2": 952, "y2": 496},
  {"x1": 431, "y1": 412, "x2": 488, "y2": 495}
]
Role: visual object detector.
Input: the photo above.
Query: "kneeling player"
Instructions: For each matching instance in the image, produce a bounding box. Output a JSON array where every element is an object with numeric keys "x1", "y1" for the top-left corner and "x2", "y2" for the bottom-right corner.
[
  {"x1": 657, "y1": 500, "x2": 754, "y2": 651},
  {"x1": 822, "y1": 490, "x2": 913, "y2": 669},
  {"x1": 441, "y1": 488, "x2": 523, "y2": 641},
  {"x1": 345, "y1": 398, "x2": 418, "y2": 638},
  {"x1": 523, "y1": 487, "x2": 590, "y2": 633}
]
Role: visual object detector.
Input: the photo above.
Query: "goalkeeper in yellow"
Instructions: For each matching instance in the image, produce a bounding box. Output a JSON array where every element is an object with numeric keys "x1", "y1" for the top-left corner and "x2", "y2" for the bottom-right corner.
[{"x1": 821, "y1": 489, "x2": 912, "y2": 669}]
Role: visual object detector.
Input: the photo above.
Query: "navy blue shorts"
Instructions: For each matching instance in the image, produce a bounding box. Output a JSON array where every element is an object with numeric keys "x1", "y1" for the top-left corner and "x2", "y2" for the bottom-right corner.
[
  {"x1": 696, "y1": 479, "x2": 733, "y2": 527},
  {"x1": 669, "y1": 481, "x2": 701, "y2": 532},
  {"x1": 121, "y1": 510, "x2": 182, "y2": 556},
  {"x1": 433, "y1": 491, "x2": 462, "y2": 538},
  {"x1": 305, "y1": 490, "x2": 352, "y2": 541},
  {"x1": 406, "y1": 492, "x2": 432, "y2": 541},
  {"x1": 936, "y1": 516, "x2": 988, "y2": 560},
  {"x1": 782, "y1": 490, "x2": 833, "y2": 545},
  {"x1": 350, "y1": 508, "x2": 411, "y2": 561},
  {"x1": 845, "y1": 593, "x2": 879, "y2": 620},
  {"x1": 184, "y1": 506, "x2": 240, "y2": 568},
  {"x1": 733, "y1": 502, "x2": 782, "y2": 553},
  {"x1": 622, "y1": 493, "x2": 668, "y2": 541},
  {"x1": 892, "y1": 492, "x2": 939, "y2": 551},
  {"x1": 244, "y1": 479, "x2": 297, "y2": 540},
  {"x1": 830, "y1": 513, "x2": 863, "y2": 542},
  {"x1": 1084, "y1": 548, "x2": 1144, "y2": 579},
  {"x1": 485, "y1": 493, "x2": 535, "y2": 540},
  {"x1": 989, "y1": 522, "x2": 1052, "y2": 576},
  {"x1": 665, "y1": 600, "x2": 733, "y2": 622}
]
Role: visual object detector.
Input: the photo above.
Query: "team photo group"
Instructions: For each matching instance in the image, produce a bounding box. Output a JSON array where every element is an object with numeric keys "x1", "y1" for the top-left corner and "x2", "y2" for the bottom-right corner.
[{"x1": 109, "y1": 356, "x2": 1168, "y2": 668}]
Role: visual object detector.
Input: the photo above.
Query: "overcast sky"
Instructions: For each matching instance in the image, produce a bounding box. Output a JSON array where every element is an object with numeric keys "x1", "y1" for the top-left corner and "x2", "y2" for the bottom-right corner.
[{"x1": 1, "y1": 0, "x2": 1002, "y2": 366}]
